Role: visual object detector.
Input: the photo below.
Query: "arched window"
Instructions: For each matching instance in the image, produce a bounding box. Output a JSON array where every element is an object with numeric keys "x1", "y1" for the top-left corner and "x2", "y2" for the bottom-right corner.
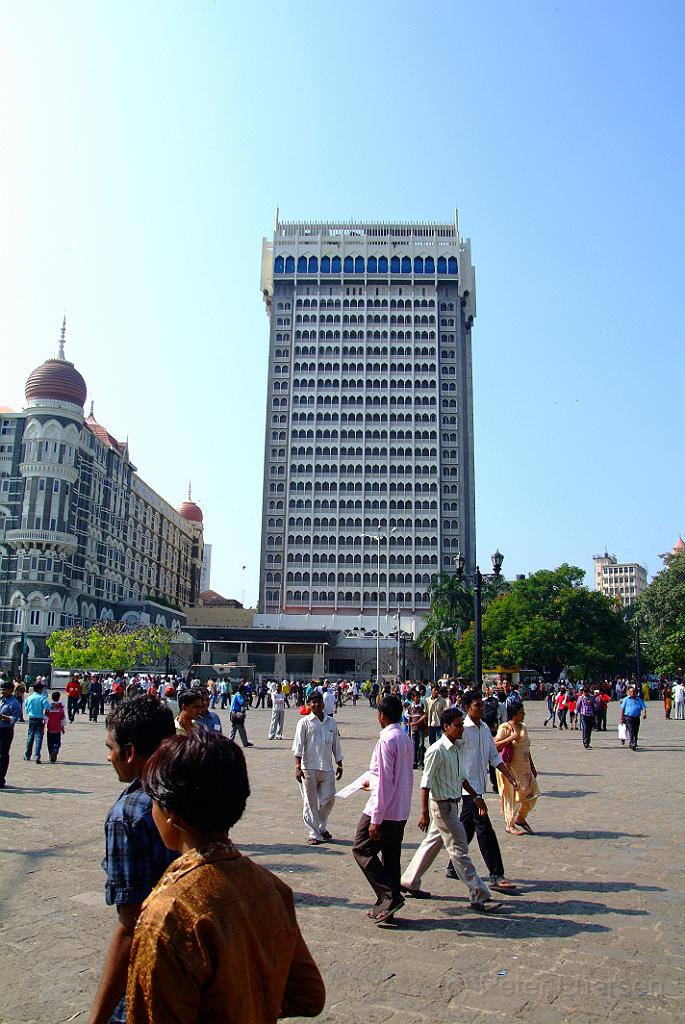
[
  {"x1": 321, "y1": 255, "x2": 330, "y2": 273},
  {"x1": 308, "y1": 256, "x2": 318, "y2": 273},
  {"x1": 355, "y1": 256, "x2": 364, "y2": 273},
  {"x1": 344, "y1": 256, "x2": 354, "y2": 273},
  {"x1": 274, "y1": 255, "x2": 284, "y2": 274},
  {"x1": 297, "y1": 256, "x2": 307, "y2": 273},
  {"x1": 285, "y1": 256, "x2": 295, "y2": 273},
  {"x1": 331, "y1": 256, "x2": 341, "y2": 273},
  {"x1": 414, "y1": 256, "x2": 424, "y2": 274},
  {"x1": 367, "y1": 256, "x2": 377, "y2": 273},
  {"x1": 448, "y1": 256, "x2": 458, "y2": 274},
  {"x1": 437, "y1": 256, "x2": 447, "y2": 274},
  {"x1": 391, "y1": 256, "x2": 400, "y2": 273},
  {"x1": 401, "y1": 256, "x2": 411, "y2": 273},
  {"x1": 425, "y1": 256, "x2": 435, "y2": 273},
  {"x1": 378, "y1": 256, "x2": 388, "y2": 273}
]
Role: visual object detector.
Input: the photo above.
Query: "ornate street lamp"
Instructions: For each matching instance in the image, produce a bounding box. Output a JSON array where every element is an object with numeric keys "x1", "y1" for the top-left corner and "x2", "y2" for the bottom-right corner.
[{"x1": 455, "y1": 549, "x2": 504, "y2": 686}]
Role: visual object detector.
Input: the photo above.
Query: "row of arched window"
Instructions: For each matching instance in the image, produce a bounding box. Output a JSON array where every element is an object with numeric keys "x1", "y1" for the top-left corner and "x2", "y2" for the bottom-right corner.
[
  {"x1": 274, "y1": 254, "x2": 458, "y2": 275},
  {"x1": 286, "y1": 572, "x2": 435, "y2": 585}
]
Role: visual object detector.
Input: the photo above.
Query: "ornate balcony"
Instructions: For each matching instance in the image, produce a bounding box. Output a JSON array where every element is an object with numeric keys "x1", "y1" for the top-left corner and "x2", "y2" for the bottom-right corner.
[{"x1": 5, "y1": 529, "x2": 78, "y2": 555}]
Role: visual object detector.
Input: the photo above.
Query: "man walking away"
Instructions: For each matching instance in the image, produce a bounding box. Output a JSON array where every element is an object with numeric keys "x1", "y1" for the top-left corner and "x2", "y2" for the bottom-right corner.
[
  {"x1": 425, "y1": 685, "x2": 447, "y2": 746},
  {"x1": 673, "y1": 680, "x2": 685, "y2": 720},
  {"x1": 66, "y1": 675, "x2": 81, "y2": 722},
  {"x1": 24, "y1": 681, "x2": 50, "y2": 763},
  {"x1": 401, "y1": 708, "x2": 501, "y2": 912},
  {"x1": 620, "y1": 685, "x2": 647, "y2": 751},
  {"x1": 352, "y1": 695, "x2": 414, "y2": 926},
  {"x1": 229, "y1": 685, "x2": 254, "y2": 748},
  {"x1": 292, "y1": 691, "x2": 343, "y2": 844}
]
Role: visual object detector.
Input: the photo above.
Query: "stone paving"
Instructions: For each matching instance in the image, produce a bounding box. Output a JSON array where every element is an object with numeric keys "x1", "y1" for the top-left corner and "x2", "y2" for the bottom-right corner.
[{"x1": 1, "y1": 699, "x2": 683, "y2": 1024}]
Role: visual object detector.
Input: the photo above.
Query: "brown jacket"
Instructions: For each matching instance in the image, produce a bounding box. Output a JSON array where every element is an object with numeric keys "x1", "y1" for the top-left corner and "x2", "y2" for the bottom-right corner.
[{"x1": 127, "y1": 842, "x2": 325, "y2": 1023}]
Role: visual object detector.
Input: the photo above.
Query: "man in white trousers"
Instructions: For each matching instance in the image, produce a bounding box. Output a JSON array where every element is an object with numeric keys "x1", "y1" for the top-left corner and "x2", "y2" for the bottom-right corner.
[
  {"x1": 268, "y1": 682, "x2": 286, "y2": 739},
  {"x1": 292, "y1": 691, "x2": 343, "y2": 845},
  {"x1": 674, "y1": 680, "x2": 685, "y2": 720},
  {"x1": 400, "y1": 707, "x2": 502, "y2": 912}
]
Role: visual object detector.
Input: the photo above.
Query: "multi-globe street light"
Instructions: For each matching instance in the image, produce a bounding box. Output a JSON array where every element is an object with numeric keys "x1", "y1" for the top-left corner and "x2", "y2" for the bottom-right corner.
[{"x1": 454, "y1": 549, "x2": 504, "y2": 686}]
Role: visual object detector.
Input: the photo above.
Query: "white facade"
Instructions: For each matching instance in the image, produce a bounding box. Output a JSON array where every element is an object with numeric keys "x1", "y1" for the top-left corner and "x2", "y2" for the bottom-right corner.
[
  {"x1": 256, "y1": 215, "x2": 477, "y2": 631},
  {"x1": 593, "y1": 552, "x2": 647, "y2": 607},
  {"x1": 200, "y1": 543, "x2": 212, "y2": 592}
]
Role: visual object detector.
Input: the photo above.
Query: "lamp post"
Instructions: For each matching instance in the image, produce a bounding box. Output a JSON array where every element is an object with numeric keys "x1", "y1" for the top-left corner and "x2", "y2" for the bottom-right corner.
[
  {"x1": 394, "y1": 609, "x2": 401, "y2": 683},
  {"x1": 363, "y1": 529, "x2": 396, "y2": 686},
  {"x1": 455, "y1": 549, "x2": 504, "y2": 687}
]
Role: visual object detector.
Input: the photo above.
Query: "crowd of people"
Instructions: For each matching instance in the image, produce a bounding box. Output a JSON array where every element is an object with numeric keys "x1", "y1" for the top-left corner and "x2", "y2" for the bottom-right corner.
[{"x1": 1, "y1": 664, "x2": 683, "y2": 1021}]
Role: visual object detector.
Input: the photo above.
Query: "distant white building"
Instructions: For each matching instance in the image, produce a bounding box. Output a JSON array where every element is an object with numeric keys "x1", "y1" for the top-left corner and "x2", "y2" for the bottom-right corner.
[
  {"x1": 200, "y1": 544, "x2": 212, "y2": 592},
  {"x1": 593, "y1": 551, "x2": 647, "y2": 607}
]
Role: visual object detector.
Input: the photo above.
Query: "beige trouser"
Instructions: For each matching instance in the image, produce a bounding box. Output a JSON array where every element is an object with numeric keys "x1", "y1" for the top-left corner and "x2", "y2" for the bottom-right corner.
[
  {"x1": 401, "y1": 798, "x2": 491, "y2": 904},
  {"x1": 300, "y1": 768, "x2": 336, "y2": 840}
]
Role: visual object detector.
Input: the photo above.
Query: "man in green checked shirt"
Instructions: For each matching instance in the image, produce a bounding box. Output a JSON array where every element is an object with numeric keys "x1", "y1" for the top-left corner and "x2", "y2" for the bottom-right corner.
[{"x1": 400, "y1": 707, "x2": 502, "y2": 912}]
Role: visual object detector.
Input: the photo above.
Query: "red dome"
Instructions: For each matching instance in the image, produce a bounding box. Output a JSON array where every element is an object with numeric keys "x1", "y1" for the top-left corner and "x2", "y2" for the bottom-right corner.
[
  {"x1": 178, "y1": 500, "x2": 203, "y2": 523},
  {"x1": 673, "y1": 535, "x2": 685, "y2": 554},
  {"x1": 25, "y1": 357, "x2": 87, "y2": 408}
]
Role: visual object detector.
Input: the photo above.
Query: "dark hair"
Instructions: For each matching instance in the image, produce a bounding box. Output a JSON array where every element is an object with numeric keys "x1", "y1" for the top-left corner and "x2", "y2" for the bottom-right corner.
[
  {"x1": 106, "y1": 697, "x2": 175, "y2": 758},
  {"x1": 507, "y1": 700, "x2": 524, "y2": 721},
  {"x1": 143, "y1": 731, "x2": 250, "y2": 832},
  {"x1": 377, "y1": 694, "x2": 403, "y2": 723},
  {"x1": 462, "y1": 688, "x2": 483, "y2": 708},
  {"x1": 440, "y1": 707, "x2": 464, "y2": 728},
  {"x1": 51, "y1": 691, "x2": 61, "y2": 702},
  {"x1": 178, "y1": 688, "x2": 204, "y2": 709}
]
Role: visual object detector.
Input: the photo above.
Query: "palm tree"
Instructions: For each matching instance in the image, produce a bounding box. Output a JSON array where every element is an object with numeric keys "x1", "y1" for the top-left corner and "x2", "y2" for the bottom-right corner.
[{"x1": 416, "y1": 573, "x2": 473, "y2": 675}]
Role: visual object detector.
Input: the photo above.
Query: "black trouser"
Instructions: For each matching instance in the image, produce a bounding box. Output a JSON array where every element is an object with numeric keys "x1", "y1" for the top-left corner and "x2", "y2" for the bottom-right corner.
[
  {"x1": 557, "y1": 708, "x2": 568, "y2": 729},
  {"x1": 47, "y1": 732, "x2": 62, "y2": 760},
  {"x1": 89, "y1": 695, "x2": 100, "y2": 721},
  {"x1": 624, "y1": 715, "x2": 641, "y2": 750},
  {"x1": 255, "y1": 693, "x2": 266, "y2": 708},
  {"x1": 447, "y1": 794, "x2": 504, "y2": 881},
  {"x1": 229, "y1": 716, "x2": 249, "y2": 746},
  {"x1": 0, "y1": 728, "x2": 14, "y2": 784},
  {"x1": 79, "y1": 694, "x2": 88, "y2": 713},
  {"x1": 580, "y1": 714, "x2": 593, "y2": 748},
  {"x1": 67, "y1": 696, "x2": 79, "y2": 722},
  {"x1": 352, "y1": 813, "x2": 406, "y2": 910}
]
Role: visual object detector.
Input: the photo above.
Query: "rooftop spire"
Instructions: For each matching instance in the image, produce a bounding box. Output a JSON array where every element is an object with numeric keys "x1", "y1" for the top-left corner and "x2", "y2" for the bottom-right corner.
[
  {"x1": 89, "y1": 400, "x2": 94, "y2": 417},
  {"x1": 188, "y1": 480, "x2": 192, "y2": 501},
  {"x1": 58, "y1": 316, "x2": 66, "y2": 360}
]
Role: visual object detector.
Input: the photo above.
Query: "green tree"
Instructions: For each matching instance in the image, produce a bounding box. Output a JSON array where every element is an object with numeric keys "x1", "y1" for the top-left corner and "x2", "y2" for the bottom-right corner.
[
  {"x1": 637, "y1": 551, "x2": 685, "y2": 674},
  {"x1": 47, "y1": 623, "x2": 172, "y2": 672},
  {"x1": 416, "y1": 573, "x2": 472, "y2": 673},
  {"x1": 456, "y1": 564, "x2": 631, "y2": 683}
]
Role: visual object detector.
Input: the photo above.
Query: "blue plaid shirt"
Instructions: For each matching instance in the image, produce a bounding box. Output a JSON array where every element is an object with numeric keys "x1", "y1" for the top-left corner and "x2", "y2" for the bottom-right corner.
[{"x1": 102, "y1": 777, "x2": 177, "y2": 907}]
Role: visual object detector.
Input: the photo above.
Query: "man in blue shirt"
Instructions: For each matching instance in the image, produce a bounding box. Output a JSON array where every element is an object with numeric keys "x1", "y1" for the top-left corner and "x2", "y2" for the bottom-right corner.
[
  {"x1": 24, "y1": 681, "x2": 50, "y2": 763},
  {"x1": 620, "y1": 685, "x2": 647, "y2": 751},
  {"x1": 229, "y1": 684, "x2": 254, "y2": 747},
  {"x1": 89, "y1": 697, "x2": 176, "y2": 1024},
  {"x1": 0, "y1": 680, "x2": 23, "y2": 786}
]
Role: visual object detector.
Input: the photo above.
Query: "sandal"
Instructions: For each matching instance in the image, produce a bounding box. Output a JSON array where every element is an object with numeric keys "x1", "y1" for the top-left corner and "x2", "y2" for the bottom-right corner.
[
  {"x1": 375, "y1": 898, "x2": 405, "y2": 924},
  {"x1": 516, "y1": 819, "x2": 534, "y2": 834}
]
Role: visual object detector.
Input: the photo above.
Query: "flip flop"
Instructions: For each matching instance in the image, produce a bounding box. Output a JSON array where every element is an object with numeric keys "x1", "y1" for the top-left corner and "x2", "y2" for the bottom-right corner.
[
  {"x1": 516, "y1": 820, "x2": 534, "y2": 834},
  {"x1": 375, "y1": 899, "x2": 405, "y2": 925},
  {"x1": 400, "y1": 886, "x2": 432, "y2": 899},
  {"x1": 490, "y1": 878, "x2": 517, "y2": 891},
  {"x1": 470, "y1": 900, "x2": 503, "y2": 913}
]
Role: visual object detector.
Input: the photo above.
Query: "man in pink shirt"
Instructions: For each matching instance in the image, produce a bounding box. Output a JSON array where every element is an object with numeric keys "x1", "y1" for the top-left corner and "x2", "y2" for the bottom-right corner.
[{"x1": 352, "y1": 694, "x2": 414, "y2": 926}]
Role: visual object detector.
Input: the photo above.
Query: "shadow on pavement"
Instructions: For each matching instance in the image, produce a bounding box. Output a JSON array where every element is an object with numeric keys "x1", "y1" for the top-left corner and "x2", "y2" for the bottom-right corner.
[
  {"x1": 542, "y1": 790, "x2": 597, "y2": 798},
  {"x1": 520, "y1": 879, "x2": 666, "y2": 894},
  {"x1": 534, "y1": 829, "x2": 646, "y2": 841},
  {"x1": 398, "y1": 912, "x2": 612, "y2": 939}
]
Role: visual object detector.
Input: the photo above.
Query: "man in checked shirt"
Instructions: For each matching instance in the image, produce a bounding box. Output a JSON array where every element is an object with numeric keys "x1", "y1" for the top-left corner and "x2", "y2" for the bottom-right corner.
[{"x1": 400, "y1": 707, "x2": 502, "y2": 912}]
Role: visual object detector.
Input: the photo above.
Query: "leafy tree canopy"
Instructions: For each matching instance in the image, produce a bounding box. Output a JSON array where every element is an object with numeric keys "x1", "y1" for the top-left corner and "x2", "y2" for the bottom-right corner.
[
  {"x1": 637, "y1": 551, "x2": 685, "y2": 674},
  {"x1": 47, "y1": 623, "x2": 172, "y2": 672},
  {"x1": 456, "y1": 564, "x2": 631, "y2": 683}
]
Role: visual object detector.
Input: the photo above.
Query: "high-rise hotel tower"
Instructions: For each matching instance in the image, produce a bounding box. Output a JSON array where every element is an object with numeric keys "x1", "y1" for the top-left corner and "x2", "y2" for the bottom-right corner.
[{"x1": 257, "y1": 213, "x2": 476, "y2": 631}]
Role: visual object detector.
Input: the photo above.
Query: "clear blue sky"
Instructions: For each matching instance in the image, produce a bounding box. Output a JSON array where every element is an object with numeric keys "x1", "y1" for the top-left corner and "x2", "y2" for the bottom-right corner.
[{"x1": 1, "y1": 0, "x2": 683, "y2": 603}]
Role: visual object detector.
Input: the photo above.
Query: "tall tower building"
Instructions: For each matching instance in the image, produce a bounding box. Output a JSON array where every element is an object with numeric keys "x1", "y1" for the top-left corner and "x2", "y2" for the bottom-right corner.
[{"x1": 257, "y1": 214, "x2": 477, "y2": 631}]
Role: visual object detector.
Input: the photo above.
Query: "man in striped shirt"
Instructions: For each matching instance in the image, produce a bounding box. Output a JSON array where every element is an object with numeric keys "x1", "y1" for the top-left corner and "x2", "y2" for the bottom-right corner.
[{"x1": 400, "y1": 708, "x2": 502, "y2": 912}]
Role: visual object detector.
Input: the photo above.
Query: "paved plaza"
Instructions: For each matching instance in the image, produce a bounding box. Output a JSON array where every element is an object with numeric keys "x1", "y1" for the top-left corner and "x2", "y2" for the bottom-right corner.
[{"x1": 1, "y1": 699, "x2": 683, "y2": 1024}]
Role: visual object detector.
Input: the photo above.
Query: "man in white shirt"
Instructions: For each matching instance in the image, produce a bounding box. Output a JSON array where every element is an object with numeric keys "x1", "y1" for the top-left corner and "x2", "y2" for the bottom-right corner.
[
  {"x1": 322, "y1": 685, "x2": 336, "y2": 718},
  {"x1": 445, "y1": 689, "x2": 519, "y2": 891},
  {"x1": 674, "y1": 680, "x2": 685, "y2": 720},
  {"x1": 292, "y1": 691, "x2": 343, "y2": 845}
]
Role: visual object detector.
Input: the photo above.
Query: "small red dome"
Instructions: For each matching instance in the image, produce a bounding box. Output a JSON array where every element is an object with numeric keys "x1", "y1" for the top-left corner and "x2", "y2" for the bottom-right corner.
[
  {"x1": 178, "y1": 500, "x2": 203, "y2": 523},
  {"x1": 25, "y1": 357, "x2": 87, "y2": 408},
  {"x1": 673, "y1": 535, "x2": 685, "y2": 554}
]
